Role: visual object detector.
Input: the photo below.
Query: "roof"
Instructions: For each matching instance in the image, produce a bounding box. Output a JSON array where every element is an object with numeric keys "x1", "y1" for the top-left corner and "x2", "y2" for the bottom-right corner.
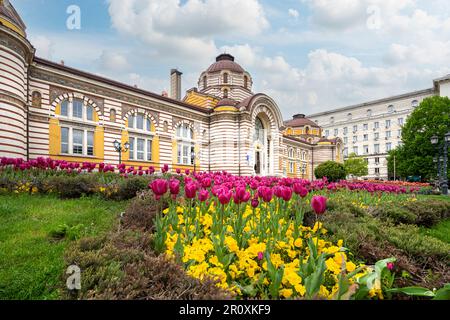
[
  {"x1": 307, "y1": 88, "x2": 434, "y2": 118},
  {"x1": 284, "y1": 114, "x2": 320, "y2": 128},
  {"x1": 206, "y1": 54, "x2": 245, "y2": 73},
  {"x1": 33, "y1": 57, "x2": 211, "y2": 115},
  {"x1": 216, "y1": 98, "x2": 238, "y2": 108},
  {"x1": 0, "y1": 0, "x2": 27, "y2": 36}
]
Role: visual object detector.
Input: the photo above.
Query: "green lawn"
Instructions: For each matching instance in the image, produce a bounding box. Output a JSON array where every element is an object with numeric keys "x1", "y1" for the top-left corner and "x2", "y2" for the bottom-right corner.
[{"x1": 0, "y1": 194, "x2": 127, "y2": 300}]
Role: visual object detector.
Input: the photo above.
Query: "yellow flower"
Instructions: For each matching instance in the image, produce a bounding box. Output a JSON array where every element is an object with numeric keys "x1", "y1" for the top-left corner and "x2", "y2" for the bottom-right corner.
[
  {"x1": 225, "y1": 236, "x2": 239, "y2": 253},
  {"x1": 294, "y1": 284, "x2": 306, "y2": 296},
  {"x1": 294, "y1": 238, "x2": 303, "y2": 248},
  {"x1": 280, "y1": 288, "x2": 293, "y2": 298}
]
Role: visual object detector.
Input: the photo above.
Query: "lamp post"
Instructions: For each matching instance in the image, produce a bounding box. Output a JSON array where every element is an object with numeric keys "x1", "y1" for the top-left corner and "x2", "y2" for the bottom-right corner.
[
  {"x1": 191, "y1": 150, "x2": 196, "y2": 173},
  {"x1": 113, "y1": 140, "x2": 130, "y2": 165},
  {"x1": 301, "y1": 163, "x2": 307, "y2": 179},
  {"x1": 431, "y1": 133, "x2": 449, "y2": 195}
]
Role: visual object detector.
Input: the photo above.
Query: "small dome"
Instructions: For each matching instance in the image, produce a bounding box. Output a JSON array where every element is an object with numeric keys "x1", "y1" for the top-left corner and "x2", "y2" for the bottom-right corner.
[
  {"x1": 216, "y1": 98, "x2": 238, "y2": 108},
  {"x1": 0, "y1": 0, "x2": 27, "y2": 37},
  {"x1": 206, "y1": 54, "x2": 245, "y2": 73}
]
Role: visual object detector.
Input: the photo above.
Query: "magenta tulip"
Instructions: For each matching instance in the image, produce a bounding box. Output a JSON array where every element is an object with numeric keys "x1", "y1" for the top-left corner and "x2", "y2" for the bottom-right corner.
[
  {"x1": 311, "y1": 195, "x2": 327, "y2": 215},
  {"x1": 198, "y1": 189, "x2": 209, "y2": 202},
  {"x1": 185, "y1": 182, "x2": 197, "y2": 199},
  {"x1": 150, "y1": 179, "x2": 169, "y2": 200}
]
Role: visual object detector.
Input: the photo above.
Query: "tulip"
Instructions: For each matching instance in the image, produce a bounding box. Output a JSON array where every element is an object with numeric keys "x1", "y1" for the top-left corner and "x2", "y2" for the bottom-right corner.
[
  {"x1": 169, "y1": 179, "x2": 180, "y2": 198},
  {"x1": 257, "y1": 252, "x2": 264, "y2": 261},
  {"x1": 311, "y1": 195, "x2": 327, "y2": 215},
  {"x1": 185, "y1": 182, "x2": 197, "y2": 199},
  {"x1": 251, "y1": 198, "x2": 259, "y2": 208},
  {"x1": 150, "y1": 179, "x2": 169, "y2": 200},
  {"x1": 387, "y1": 262, "x2": 394, "y2": 271},
  {"x1": 198, "y1": 189, "x2": 209, "y2": 202},
  {"x1": 218, "y1": 188, "x2": 233, "y2": 205},
  {"x1": 281, "y1": 186, "x2": 293, "y2": 202},
  {"x1": 176, "y1": 168, "x2": 181, "y2": 174},
  {"x1": 162, "y1": 164, "x2": 169, "y2": 173}
]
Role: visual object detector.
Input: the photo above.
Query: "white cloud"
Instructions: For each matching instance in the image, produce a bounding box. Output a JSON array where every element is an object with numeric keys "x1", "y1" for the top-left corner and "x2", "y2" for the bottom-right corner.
[
  {"x1": 29, "y1": 35, "x2": 54, "y2": 60},
  {"x1": 107, "y1": 0, "x2": 269, "y2": 65},
  {"x1": 288, "y1": 8, "x2": 299, "y2": 19},
  {"x1": 98, "y1": 51, "x2": 131, "y2": 72}
]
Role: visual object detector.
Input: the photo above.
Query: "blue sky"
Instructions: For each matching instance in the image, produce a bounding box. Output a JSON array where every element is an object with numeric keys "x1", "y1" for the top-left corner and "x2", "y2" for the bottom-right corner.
[{"x1": 11, "y1": 0, "x2": 450, "y2": 118}]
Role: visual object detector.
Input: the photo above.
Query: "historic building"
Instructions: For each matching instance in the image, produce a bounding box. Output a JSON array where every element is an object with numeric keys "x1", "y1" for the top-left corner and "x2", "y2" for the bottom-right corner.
[
  {"x1": 308, "y1": 76, "x2": 450, "y2": 180},
  {"x1": 0, "y1": 0, "x2": 341, "y2": 178}
]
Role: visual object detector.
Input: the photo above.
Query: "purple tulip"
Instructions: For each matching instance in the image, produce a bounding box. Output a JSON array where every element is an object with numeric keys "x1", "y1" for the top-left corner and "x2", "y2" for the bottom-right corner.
[{"x1": 311, "y1": 195, "x2": 327, "y2": 215}]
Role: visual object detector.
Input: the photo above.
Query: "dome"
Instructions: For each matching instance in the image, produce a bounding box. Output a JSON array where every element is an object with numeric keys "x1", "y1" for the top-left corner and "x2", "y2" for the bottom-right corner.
[
  {"x1": 216, "y1": 98, "x2": 238, "y2": 108},
  {"x1": 0, "y1": 0, "x2": 26, "y2": 37},
  {"x1": 284, "y1": 114, "x2": 320, "y2": 128},
  {"x1": 206, "y1": 54, "x2": 245, "y2": 73}
]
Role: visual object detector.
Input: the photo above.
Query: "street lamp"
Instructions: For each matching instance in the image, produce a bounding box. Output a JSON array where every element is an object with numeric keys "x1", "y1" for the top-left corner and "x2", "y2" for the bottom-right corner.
[
  {"x1": 430, "y1": 133, "x2": 449, "y2": 195},
  {"x1": 301, "y1": 163, "x2": 307, "y2": 179},
  {"x1": 113, "y1": 140, "x2": 130, "y2": 165},
  {"x1": 191, "y1": 150, "x2": 196, "y2": 173}
]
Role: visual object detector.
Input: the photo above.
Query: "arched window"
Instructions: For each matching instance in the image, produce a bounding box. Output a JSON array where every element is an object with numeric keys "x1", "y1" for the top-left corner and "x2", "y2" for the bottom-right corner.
[
  {"x1": 223, "y1": 73, "x2": 229, "y2": 84},
  {"x1": 163, "y1": 121, "x2": 169, "y2": 132},
  {"x1": 223, "y1": 89, "x2": 229, "y2": 98},
  {"x1": 32, "y1": 91, "x2": 42, "y2": 108},
  {"x1": 203, "y1": 76, "x2": 207, "y2": 89},
  {"x1": 128, "y1": 112, "x2": 152, "y2": 131},
  {"x1": 288, "y1": 148, "x2": 294, "y2": 158},
  {"x1": 110, "y1": 109, "x2": 116, "y2": 122},
  {"x1": 330, "y1": 117, "x2": 335, "y2": 124},
  {"x1": 244, "y1": 75, "x2": 248, "y2": 89},
  {"x1": 387, "y1": 105, "x2": 395, "y2": 113},
  {"x1": 305, "y1": 126, "x2": 310, "y2": 135},
  {"x1": 59, "y1": 98, "x2": 95, "y2": 122},
  {"x1": 347, "y1": 113, "x2": 352, "y2": 120},
  {"x1": 367, "y1": 109, "x2": 372, "y2": 117},
  {"x1": 176, "y1": 123, "x2": 195, "y2": 165},
  {"x1": 412, "y1": 100, "x2": 419, "y2": 108}
]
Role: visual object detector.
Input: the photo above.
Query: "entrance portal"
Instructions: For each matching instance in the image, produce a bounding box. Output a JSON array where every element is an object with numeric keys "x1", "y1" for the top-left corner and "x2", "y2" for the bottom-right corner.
[{"x1": 255, "y1": 151, "x2": 261, "y2": 174}]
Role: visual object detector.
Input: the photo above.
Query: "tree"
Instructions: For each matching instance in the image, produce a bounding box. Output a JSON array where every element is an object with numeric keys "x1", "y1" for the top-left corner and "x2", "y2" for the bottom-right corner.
[
  {"x1": 314, "y1": 161, "x2": 346, "y2": 182},
  {"x1": 344, "y1": 153, "x2": 368, "y2": 178},
  {"x1": 386, "y1": 96, "x2": 450, "y2": 181}
]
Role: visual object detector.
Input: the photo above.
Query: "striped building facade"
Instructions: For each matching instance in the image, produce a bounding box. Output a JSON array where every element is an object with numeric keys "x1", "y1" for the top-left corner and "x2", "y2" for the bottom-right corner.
[{"x1": 0, "y1": 1, "x2": 341, "y2": 178}]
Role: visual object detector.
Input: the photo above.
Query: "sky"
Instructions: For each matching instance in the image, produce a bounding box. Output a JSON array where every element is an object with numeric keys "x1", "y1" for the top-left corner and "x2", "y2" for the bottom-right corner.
[{"x1": 10, "y1": 0, "x2": 450, "y2": 118}]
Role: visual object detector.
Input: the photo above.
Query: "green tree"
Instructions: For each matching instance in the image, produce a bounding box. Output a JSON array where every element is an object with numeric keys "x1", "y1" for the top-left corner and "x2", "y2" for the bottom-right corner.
[
  {"x1": 314, "y1": 161, "x2": 346, "y2": 182},
  {"x1": 344, "y1": 153, "x2": 368, "y2": 178},
  {"x1": 387, "y1": 96, "x2": 450, "y2": 181}
]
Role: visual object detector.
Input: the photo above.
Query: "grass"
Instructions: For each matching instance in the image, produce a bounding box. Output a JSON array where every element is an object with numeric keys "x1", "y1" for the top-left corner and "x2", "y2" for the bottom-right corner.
[
  {"x1": 0, "y1": 193, "x2": 127, "y2": 300},
  {"x1": 420, "y1": 219, "x2": 450, "y2": 244}
]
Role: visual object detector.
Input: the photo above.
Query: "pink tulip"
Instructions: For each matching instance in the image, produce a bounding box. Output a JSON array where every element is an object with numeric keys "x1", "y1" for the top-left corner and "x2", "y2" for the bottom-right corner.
[
  {"x1": 198, "y1": 189, "x2": 209, "y2": 202},
  {"x1": 150, "y1": 179, "x2": 169, "y2": 200},
  {"x1": 218, "y1": 188, "x2": 233, "y2": 205},
  {"x1": 387, "y1": 262, "x2": 394, "y2": 271},
  {"x1": 281, "y1": 186, "x2": 293, "y2": 202},
  {"x1": 185, "y1": 182, "x2": 197, "y2": 199},
  {"x1": 251, "y1": 198, "x2": 259, "y2": 208},
  {"x1": 257, "y1": 252, "x2": 264, "y2": 261},
  {"x1": 311, "y1": 195, "x2": 327, "y2": 215},
  {"x1": 169, "y1": 179, "x2": 180, "y2": 196}
]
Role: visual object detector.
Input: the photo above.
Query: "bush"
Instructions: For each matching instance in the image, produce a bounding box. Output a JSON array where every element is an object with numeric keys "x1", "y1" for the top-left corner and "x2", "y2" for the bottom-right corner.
[
  {"x1": 47, "y1": 175, "x2": 99, "y2": 198},
  {"x1": 314, "y1": 161, "x2": 346, "y2": 182},
  {"x1": 64, "y1": 231, "x2": 230, "y2": 300},
  {"x1": 371, "y1": 205, "x2": 417, "y2": 225},
  {"x1": 403, "y1": 200, "x2": 450, "y2": 227},
  {"x1": 107, "y1": 176, "x2": 152, "y2": 201}
]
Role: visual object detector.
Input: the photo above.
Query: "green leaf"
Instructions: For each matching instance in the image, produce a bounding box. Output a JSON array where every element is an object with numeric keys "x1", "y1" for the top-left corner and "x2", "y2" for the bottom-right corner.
[
  {"x1": 432, "y1": 284, "x2": 450, "y2": 300},
  {"x1": 388, "y1": 286, "x2": 435, "y2": 297}
]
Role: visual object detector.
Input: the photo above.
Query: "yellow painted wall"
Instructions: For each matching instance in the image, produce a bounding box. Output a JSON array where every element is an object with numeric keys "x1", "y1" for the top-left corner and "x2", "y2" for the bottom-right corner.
[{"x1": 0, "y1": 17, "x2": 25, "y2": 37}]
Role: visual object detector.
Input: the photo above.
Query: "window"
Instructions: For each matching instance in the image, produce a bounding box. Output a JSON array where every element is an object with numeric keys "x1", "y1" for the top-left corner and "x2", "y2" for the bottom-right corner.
[
  {"x1": 61, "y1": 100, "x2": 69, "y2": 117},
  {"x1": 375, "y1": 168, "x2": 380, "y2": 174},
  {"x1": 386, "y1": 143, "x2": 392, "y2": 152},
  {"x1": 203, "y1": 76, "x2": 207, "y2": 89},
  {"x1": 363, "y1": 145, "x2": 369, "y2": 154},
  {"x1": 128, "y1": 113, "x2": 152, "y2": 131},
  {"x1": 364, "y1": 134, "x2": 368, "y2": 141},
  {"x1": 289, "y1": 161, "x2": 294, "y2": 173},
  {"x1": 223, "y1": 73, "x2": 229, "y2": 84},
  {"x1": 363, "y1": 124, "x2": 368, "y2": 131},
  {"x1": 61, "y1": 127, "x2": 69, "y2": 154},
  {"x1": 353, "y1": 146, "x2": 358, "y2": 155},
  {"x1": 398, "y1": 118, "x2": 404, "y2": 126},
  {"x1": 32, "y1": 91, "x2": 42, "y2": 108},
  {"x1": 374, "y1": 122, "x2": 379, "y2": 129},
  {"x1": 244, "y1": 76, "x2": 248, "y2": 89},
  {"x1": 128, "y1": 136, "x2": 152, "y2": 161},
  {"x1": 388, "y1": 105, "x2": 395, "y2": 113},
  {"x1": 72, "y1": 129, "x2": 84, "y2": 154},
  {"x1": 386, "y1": 131, "x2": 391, "y2": 138},
  {"x1": 412, "y1": 100, "x2": 419, "y2": 108},
  {"x1": 86, "y1": 106, "x2": 94, "y2": 121},
  {"x1": 364, "y1": 158, "x2": 369, "y2": 164},
  {"x1": 353, "y1": 125, "x2": 358, "y2": 132},
  {"x1": 343, "y1": 148, "x2": 348, "y2": 157},
  {"x1": 353, "y1": 136, "x2": 357, "y2": 143},
  {"x1": 72, "y1": 99, "x2": 83, "y2": 119},
  {"x1": 176, "y1": 124, "x2": 195, "y2": 165},
  {"x1": 374, "y1": 132, "x2": 379, "y2": 140},
  {"x1": 398, "y1": 129, "x2": 402, "y2": 137},
  {"x1": 334, "y1": 128, "x2": 338, "y2": 136},
  {"x1": 374, "y1": 144, "x2": 380, "y2": 154},
  {"x1": 87, "y1": 131, "x2": 94, "y2": 156},
  {"x1": 288, "y1": 148, "x2": 294, "y2": 158},
  {"x1": 330, "y1": 117, "x2": 335, "y2": 124},
  {"x1": 343, "y1": 127, "x2": 348, "y2": 135},
  {"x1": 110, "y1": 109, "x2": 116, "y2": 122},
  {"x1": 375, "y1": 157, "x2": 380, "y2": 164},
  {"x1": 385, "y1": 120, "x2": 391, "y2": 128},
  {"x1": 348, "y1": 113, "x2": 352, "y2": 120},
  {"x1": 325, "y1": 130, "x2": 329, "y2": 137},
  {"x1": 367, "y1": 109, "x2": 372, "y2": 117},
  {"x1": 223, "y1": 89, "x2": 229, "y2": 98},
  {"x1": 344, "y1": 137, "x2": 348, "y2": 144}
]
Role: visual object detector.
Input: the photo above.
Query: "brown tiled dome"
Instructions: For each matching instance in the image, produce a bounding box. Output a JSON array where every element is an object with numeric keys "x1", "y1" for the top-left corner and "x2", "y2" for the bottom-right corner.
[
  {"x1": 207, "y1": 54, "x2": 245, "y2": 73},
  {"x1": 284, "y1": 114, "x2": 320, "y2": 128},
  {"x1": 0, "y1": 0, "x2": 26, "y2": 35}
]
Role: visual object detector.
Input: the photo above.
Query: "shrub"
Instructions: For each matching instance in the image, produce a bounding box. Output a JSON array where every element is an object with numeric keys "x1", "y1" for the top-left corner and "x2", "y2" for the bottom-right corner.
[
  {"x1": 47, "y1": 175, "x2": 99, "y2": 198},
  {"x1": 314, "y1": 161, "x2": 346, "y2": 182},
  {"x1": 106, "y1": 176, "x2": 152, "y2": 201},
  {"x1": 64, "y1": 231, "x2": 230, "y2": 300},
  {"x1": 371, "y1": 205, "x2": 417, "y2": 225},
  {"x1": 403, "y1": 200, "x2": 450, "y2": 227}
]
